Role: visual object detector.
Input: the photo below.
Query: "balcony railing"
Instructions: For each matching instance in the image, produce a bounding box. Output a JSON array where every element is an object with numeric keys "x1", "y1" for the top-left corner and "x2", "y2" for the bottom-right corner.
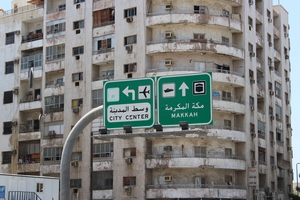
[
  {"x1": 213, "y1": 96, "x2": 245, "y2": 104},
  {"x1": 22, "y1": 33, "x2": 43, "y2": 43},
  {"x1": 93, "y1": 20, "x2": 115, "y2": 28},
  {"x1": 0, "y1": 4, "x2": 44, "y2": 18},
  {"x1": 93, "y1": 152, "x2": 114, "y2": 161},
  {"x1": 8, "y1": 191, "x2": 42, "y2": 200},
  {"x1": 201, "y1": 125, "x2": 244, "y2": 132},
  {"x1": 46, "y1": 7, "x2": 66, "y2": 14},
  {"x1": 146, "y1": 153, "x2": 245, "y2": 160},
  {"x1": 93, "y1": 48, "x2": 114, "y2": 55},
  {"x1": 146, "y1": 183, "x2": 246, "y2": 190}
]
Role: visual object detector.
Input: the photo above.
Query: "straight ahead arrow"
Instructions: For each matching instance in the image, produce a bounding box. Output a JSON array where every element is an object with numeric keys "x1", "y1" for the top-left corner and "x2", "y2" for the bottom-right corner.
[
  {"x1": 123, "y1": 86, "x2": 135, "y2": 100},
  {"x1": 179, "y1": 82, "x2": 189, "y2": 97}
]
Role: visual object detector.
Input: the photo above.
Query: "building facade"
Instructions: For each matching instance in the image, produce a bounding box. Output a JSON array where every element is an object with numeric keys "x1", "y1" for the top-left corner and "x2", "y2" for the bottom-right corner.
[{"x1": 0, "y1": 0, "x2": 293, "y2": 200}]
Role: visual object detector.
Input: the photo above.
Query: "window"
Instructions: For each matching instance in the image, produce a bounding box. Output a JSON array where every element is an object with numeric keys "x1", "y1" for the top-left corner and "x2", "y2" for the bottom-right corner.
[
  {"x1": 73, "y1": 46, "x2": 84, "y2": 55},
  {"x1": 73, "y1": 20, "x2": 84, "y2": 29},
  {"x1": 225, "y1": 175, "x2": 232, "y2": 184},
  {"x1": 123, "y1": 177, "x2": 136, "y2": 186},
  {"x1": 248, "y1": 17, "x2": 253, "y2": 27},
  {"x1": 92, "y1": 90, "x2": 103, "y2": 108},
  {"x1": 92, "y1": 171, "x2": 113, "y2": 190},
  {"x1": 193, "y1": 33, "x2": 205, "y2": 39},
  {"x1": 36, "y1": 183, "x2": 43, "y2": 192},
  {"x1": 225, "y1": 148, "x2": 232, "y2": 157},
  {"x1": 98, "y1": 38, "x2": 112, "y2": 51},
  {"x1": 194, "y1": 146, "x2": 206, "y2": 157},
  {"x1": 258, "y1": 147, "x2": 266, "y2": 163},
  {"x1": 194, "y1": 61, "x2": 206, "y2": 71},
  {"x1": 248, "y1": 43, "x2": 253, "y2": 52},
  {"x1": 284, "y1": 47, "x2": 288, "y2": 55},
  {"x1": 46, "y1": 20, "x2": 66, "y2": 36},
  {"x1": 2, "y1": 151, "x2": 12, "y2": 164},
  {"x1": 275, "y1": 105, "x2": 282, "y2": 120},
  {"x1": 74, "y1": 0, "x2": 85, "y2": 4},
  {"x1": 275, "y1": 82, "x2": 281, "y2": 97},
  {"x1": 222, "y1": 91, "x2": 231, "y2": 101},
  {"x1": 276, "y1": 128, "x2": 282, "y2": 141},
  {"x1": 58, "y1": 4, "x2": 66, "y2": 11},
  {"x1": 269, "y1": 106, "x2": 273, "y2": 116},
  {"x1": 72, "y1": 73, "x2": 83, "y2": 81},
  {"x1": 124, "y1": 35, "x2": 137, "y2": 45},
  {"x1": 250, "y1": 123, "x2": 255, "y2": 133},
  {"x1": 72, "y1": 152, "x2": 82, "y2": 161},
  {"x1": 124, "y1": 7, "x2": 136, "y2": 18},
  {"x1": 72, "y1": 99, "x2": 83, "y2": 108},
  {"x1": 283, "y1": 25, "x2": 288, "y2": 34},
  {"x1": 267, "y1": 9, "x2": 271, "y2": 18},
  {"x1": 267, "y1": 33, "x2": 272, "y2": 42},
  {"x1": 21, "y1": 53, "x2": 43, "y2": 71},
  {"x1": 124, "y1": 148, "x2": 136, "y2": 157},
  {"x1": 268, "y1": 57, "x2": 272, "y2": 66},
  {"x1": 5, "y1": 61, "x2": 14, "y2": 74},
  {"x1": 46, "y1": 45, "x2": 65, "y2": 62},
  {"x1": 249, "y1": 96, "x2": 254, "y2": 105},
  {"x1": 70, "y1": 179, "x2": 82, "y2": 188},
  {"x1": 270, "y1": 156, "x2": 274, "y2": 164},
  {"x1": 45, "y1": 95, "x2": 64, "y2": 113},
  {"x1": 3, "y1": 122, "x2": 12, "y2": 134},
  {"x1": 43, "y1": 147, "x2": 63, "y2": 162},
  {"x1": 44, "y1": 121, "x2": 64, "y2": 136},
  {"x1": 124, "y1": 63, "x2": 137, "y2": 73},
  {"x1": 3, "y1": 91, "x2": 13, "y2": 104},
  {"x1": 6, "y1": 32, "x2": 15, "y2": 45},
  {"x1": 258, "y1": 121, "x2": 265, "y2": 137},
  {"x1": 224, "y1": 120, "x2": 231, "y2": 130},
  {"x1": 222, "y1": 37, "x2": 229, "y2": 45},
  {"x1": 194, "y1": 6, "x2": 206, "y2": 14},
  {"x1": 93, "y1": 143, "x2": 113, "y2": 158}
]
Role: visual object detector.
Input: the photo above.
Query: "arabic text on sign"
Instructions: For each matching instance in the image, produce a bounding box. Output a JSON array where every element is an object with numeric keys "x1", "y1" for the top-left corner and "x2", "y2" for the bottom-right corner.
[{"x1": 108, "y1": 103, "x2": 151, "y2": 122}]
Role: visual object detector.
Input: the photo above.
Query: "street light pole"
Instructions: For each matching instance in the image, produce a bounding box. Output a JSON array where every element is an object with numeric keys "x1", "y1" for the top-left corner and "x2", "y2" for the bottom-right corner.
[{"x1": 297, "y1": 163, "x2": 300, "y2": 196}]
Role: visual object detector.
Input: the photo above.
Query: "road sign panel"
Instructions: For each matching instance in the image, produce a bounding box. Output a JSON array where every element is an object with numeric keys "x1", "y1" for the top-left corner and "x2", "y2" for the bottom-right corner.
[
  {"x1": 104, "y1": 78, "x2": 155, "y2": 130},
  {"x1": 157, "y1": 73, "x2": 213, "y2": 127}
]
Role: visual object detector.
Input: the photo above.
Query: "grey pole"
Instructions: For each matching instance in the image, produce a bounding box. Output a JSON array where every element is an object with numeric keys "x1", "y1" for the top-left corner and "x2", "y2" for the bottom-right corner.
[
  {"x1": 297, "y1": 163, "x2": 300, "y2": 196},
  {"x1": 60, "y1": 106, "x2": 103, "y2": 200}
]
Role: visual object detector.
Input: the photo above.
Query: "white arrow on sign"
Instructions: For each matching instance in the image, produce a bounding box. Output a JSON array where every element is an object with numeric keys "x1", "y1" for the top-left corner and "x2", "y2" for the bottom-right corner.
[
  {"x1": 123, "y1": 86, "x2": 135, "y2": 100},
  {"x1": 179, "y1": 82, "x2": 189, "y2": 97}
]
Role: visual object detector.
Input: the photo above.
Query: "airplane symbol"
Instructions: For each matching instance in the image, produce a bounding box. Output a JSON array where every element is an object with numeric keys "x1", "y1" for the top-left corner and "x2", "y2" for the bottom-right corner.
[
  {"x1": 139, "y1": 86, "x2": 150, "y2": 98},
  {"x1": 164, "y1": 88, "x2": 174, "y2": 93}
]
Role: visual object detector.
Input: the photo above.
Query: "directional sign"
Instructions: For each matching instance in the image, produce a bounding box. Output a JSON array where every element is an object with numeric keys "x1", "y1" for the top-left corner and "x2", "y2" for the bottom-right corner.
[
  {"x1": 104, "y1": 78, "x2": 155, "y2": 129},
  {"x1": 157, "y1": 73, "x2": 213, "y2": 127}
]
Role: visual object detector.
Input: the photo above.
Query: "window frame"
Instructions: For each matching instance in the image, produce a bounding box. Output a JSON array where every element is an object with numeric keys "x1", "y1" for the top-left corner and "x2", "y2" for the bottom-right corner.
[
  {"x1": 124, "y1": 7, "x2": 137, "y2": 18},
  {"x1": 6, "y1": 32, "x2": 15, "y2": 45},
  {"x1": 124, "y1": 63, "x2": 137, "y2": 73},
  {"x1": 73, "y1": 20, "x2": 84, "y2": 29},
  {"x1": 45, "y1": 95, "x2": 64, "y2": 113},
  {"x1": 93, "y1": 143, "x2": 113, "y2": 158},
  {"x1": 43, "y1": 147, "x2": 63, "y2": 162},
  {"x1": 123, "y1": 177, "x2": 136, "y2": 186},
  {"x1": 5, "y1": 61, "x2": 14, "y2": 74},
  {"x1": 2, "y1": 151, "x2": 12, "y2": 164},
  {"x1": 3, "y1": 91, "x2": 13, "y2": 104},
  {"x1": 124, "y1": 35, "x2": 137, "y2": 45},
  {"x1": 3, "y1": 122, "x2": 13, "y2": 134},
  {"x1": 46, "y1": 44, "x2": 65, "y2": 62},
  {"x1": 73, "y1": 46, "x2": 84, "y2": 56},
  {"x1": 92, "y1": 90, "x2": 103, "y2": 108}
]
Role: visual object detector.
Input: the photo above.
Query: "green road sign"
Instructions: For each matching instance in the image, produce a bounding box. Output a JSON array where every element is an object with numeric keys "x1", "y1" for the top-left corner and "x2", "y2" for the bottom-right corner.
[
  {"x1": 157, "y1": 73, "x2": 213, "y2": 127},
  {"x1": 104, "y1": 78, "x2": 155, "y2": 130}
]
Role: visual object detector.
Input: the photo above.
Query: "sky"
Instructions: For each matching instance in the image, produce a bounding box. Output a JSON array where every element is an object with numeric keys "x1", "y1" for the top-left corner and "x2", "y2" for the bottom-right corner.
[{"x1": 1, "y1": 0, "x2": 299, "y2": 182}]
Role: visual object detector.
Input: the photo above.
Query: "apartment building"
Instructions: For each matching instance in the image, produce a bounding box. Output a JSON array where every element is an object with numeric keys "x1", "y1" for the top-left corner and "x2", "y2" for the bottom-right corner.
[{"x1": 0, "y1": 0, "x2": 292, "y2": 199}]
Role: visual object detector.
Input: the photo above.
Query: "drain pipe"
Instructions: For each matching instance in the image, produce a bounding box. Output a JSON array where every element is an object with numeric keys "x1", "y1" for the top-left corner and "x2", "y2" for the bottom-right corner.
[{"x1": 60, "y1": 106, "x2": 103, "y2": 200}]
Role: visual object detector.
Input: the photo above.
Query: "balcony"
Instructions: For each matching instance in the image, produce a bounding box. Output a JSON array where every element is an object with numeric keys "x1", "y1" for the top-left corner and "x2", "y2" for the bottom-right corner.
[
  {"x1": 22, "y1": 33, "x2": 43, "y2": 43},
  {"x1": 146, "y1": 184, "x2": 246, "y2": 199},
  {"x1": 256, "y1": 32, "x2": 263, "y2": 47},
  {"x1": 93, "y1": 160, "x2": 113, "y2": 171},
  {"x1": 146, "y1": 39, "x2": 244, "y2": 60},
  {"x1": 46, "y1": 9, "x2": 66, "y2": 22},
  {"x1": 273, "y1": 26, "x2": 280, "y2": 39},
  {"x1": 146, "y1": 154, "x2": 245, "y2": 170},
  {"x1": 92, "y1": 48, "x2": 115, "y2": 64},
  {"x1": 146, "y1": 12, "x2": 242, "y2": 32},
  {"x1": 92, "y1": 190, "x2": 113, "y2": 200},
  {"x1": 213, "y1": 96, "x2": 245, "y2": 114},
  {"x1": 17, "y1": 162, "x2": 40, "y2": 173},
  {"x1": 0, "y1": 4, "x2": 43, "y2": 18},
  {"x1": 19, "y1": 100, "x2": 42, "y2": 111}
]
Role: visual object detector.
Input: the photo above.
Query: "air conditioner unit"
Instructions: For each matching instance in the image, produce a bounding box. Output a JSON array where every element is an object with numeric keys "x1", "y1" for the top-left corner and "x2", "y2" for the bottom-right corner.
[
  {"x1": 287, "y1": 146, "x2": 292, "y2": 150},
  {"x1": 269, "y1": 90, "x2": 274, "y2": 95},
  {"x1": 272, "y1": 165, "x2": 277, "y2": 170},
  {"x1": 284, "y1": 33, "x2": 289, "y2": 37},
  {"x1": 165, "y1": 31, "x2": 174, "y2": 39},
  {"x1": 287, "y1": 123, "x2": 291, "y2": 128},
  {"x1": 71, "y1": 161, "x2": 79, "y2": 166},
  {"x1": 27, "y1": 91, "x2": 33, "y2": 95},
  {"x1": 270, "y1": 115, "x2": 275, "y2": 120},
  {"x1": 14, "y1": 58, "x2": 19, "y2": 64},
  {"x1": 250, "y1": 79, "x2": 255, "y2": 84},
  {"x1": 13, "y1": 89, "x2": 19, "y2": 94},
  {"x1": 124, "y1": 186, "x2": 132, "y2": 192},
  {"x1": 164, "y1": 176, "x2": 172, "y2": 182},
  {"x1": 161, "y1": 153, "x2": 171, "y2": 158},
  {"x1": 48, "y1": 130, "x2": 56, "y2": 136},
  {"x1": 250, "y1": 105, "x2": 255, "y2": 111},
  {"x1": 125, "y1": 45, "x2": 132, "y2": 51},
  {"x1": 73, "y1": 107, "x2": 79, "y2": 113},
  {"x1": 251, "y1": 160, "x2": 257, "y2": 166},
  {"x1": 249, "y1": 0, "x2": 253, "y2": 5},
  {"x1": 268, "y1": 18, "x2": 272, "y2": 23},
  {"x1": 249, "y1": 52, "x2": 255, "y2": 57},
  {"x1": 285, "y1": 55, "x2": 289, "y2": 59},
  {"x1": 164, "y1": 146, "x2": 172, "y2": 151},
  {"x1": 285, "y1": 77, "x2": 290, "y2": 82},
  {"x1": 269, "y1": 66, "x2": 274, "y2": 70},
  {"x1": 11, "y1": 121, "x2": 18, "y2": 126},
  {"x1": 15, "y1": 30, "x2": 20, "y2": 35},
  {"x1": 269, "y1": 42, "x2": 272, "y2": 47},
  {"x1": 286, "y1": 100, "x2": 290, "y2": 104},
  {"x1": 251, "y1": 133, "x2": 256, "y2": 138},
  {"x1": 164, "y1": 59, "x2": 173, "y2": 66},
  {"x1": 270, "y1": 140, "x2": 275, "y2": 145},
  {"x1": 125, "y1": 158, "x2": 133, "y2": 164},
  {"x1": 288, "y1": 169, "x2": 293, "y2": 173},
  {"x1": 126, "y1": 16, "x2": 133, "y2": 23},
  {"x1": 165, "y1": 4, "x2": 173, "y2": 11}
]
